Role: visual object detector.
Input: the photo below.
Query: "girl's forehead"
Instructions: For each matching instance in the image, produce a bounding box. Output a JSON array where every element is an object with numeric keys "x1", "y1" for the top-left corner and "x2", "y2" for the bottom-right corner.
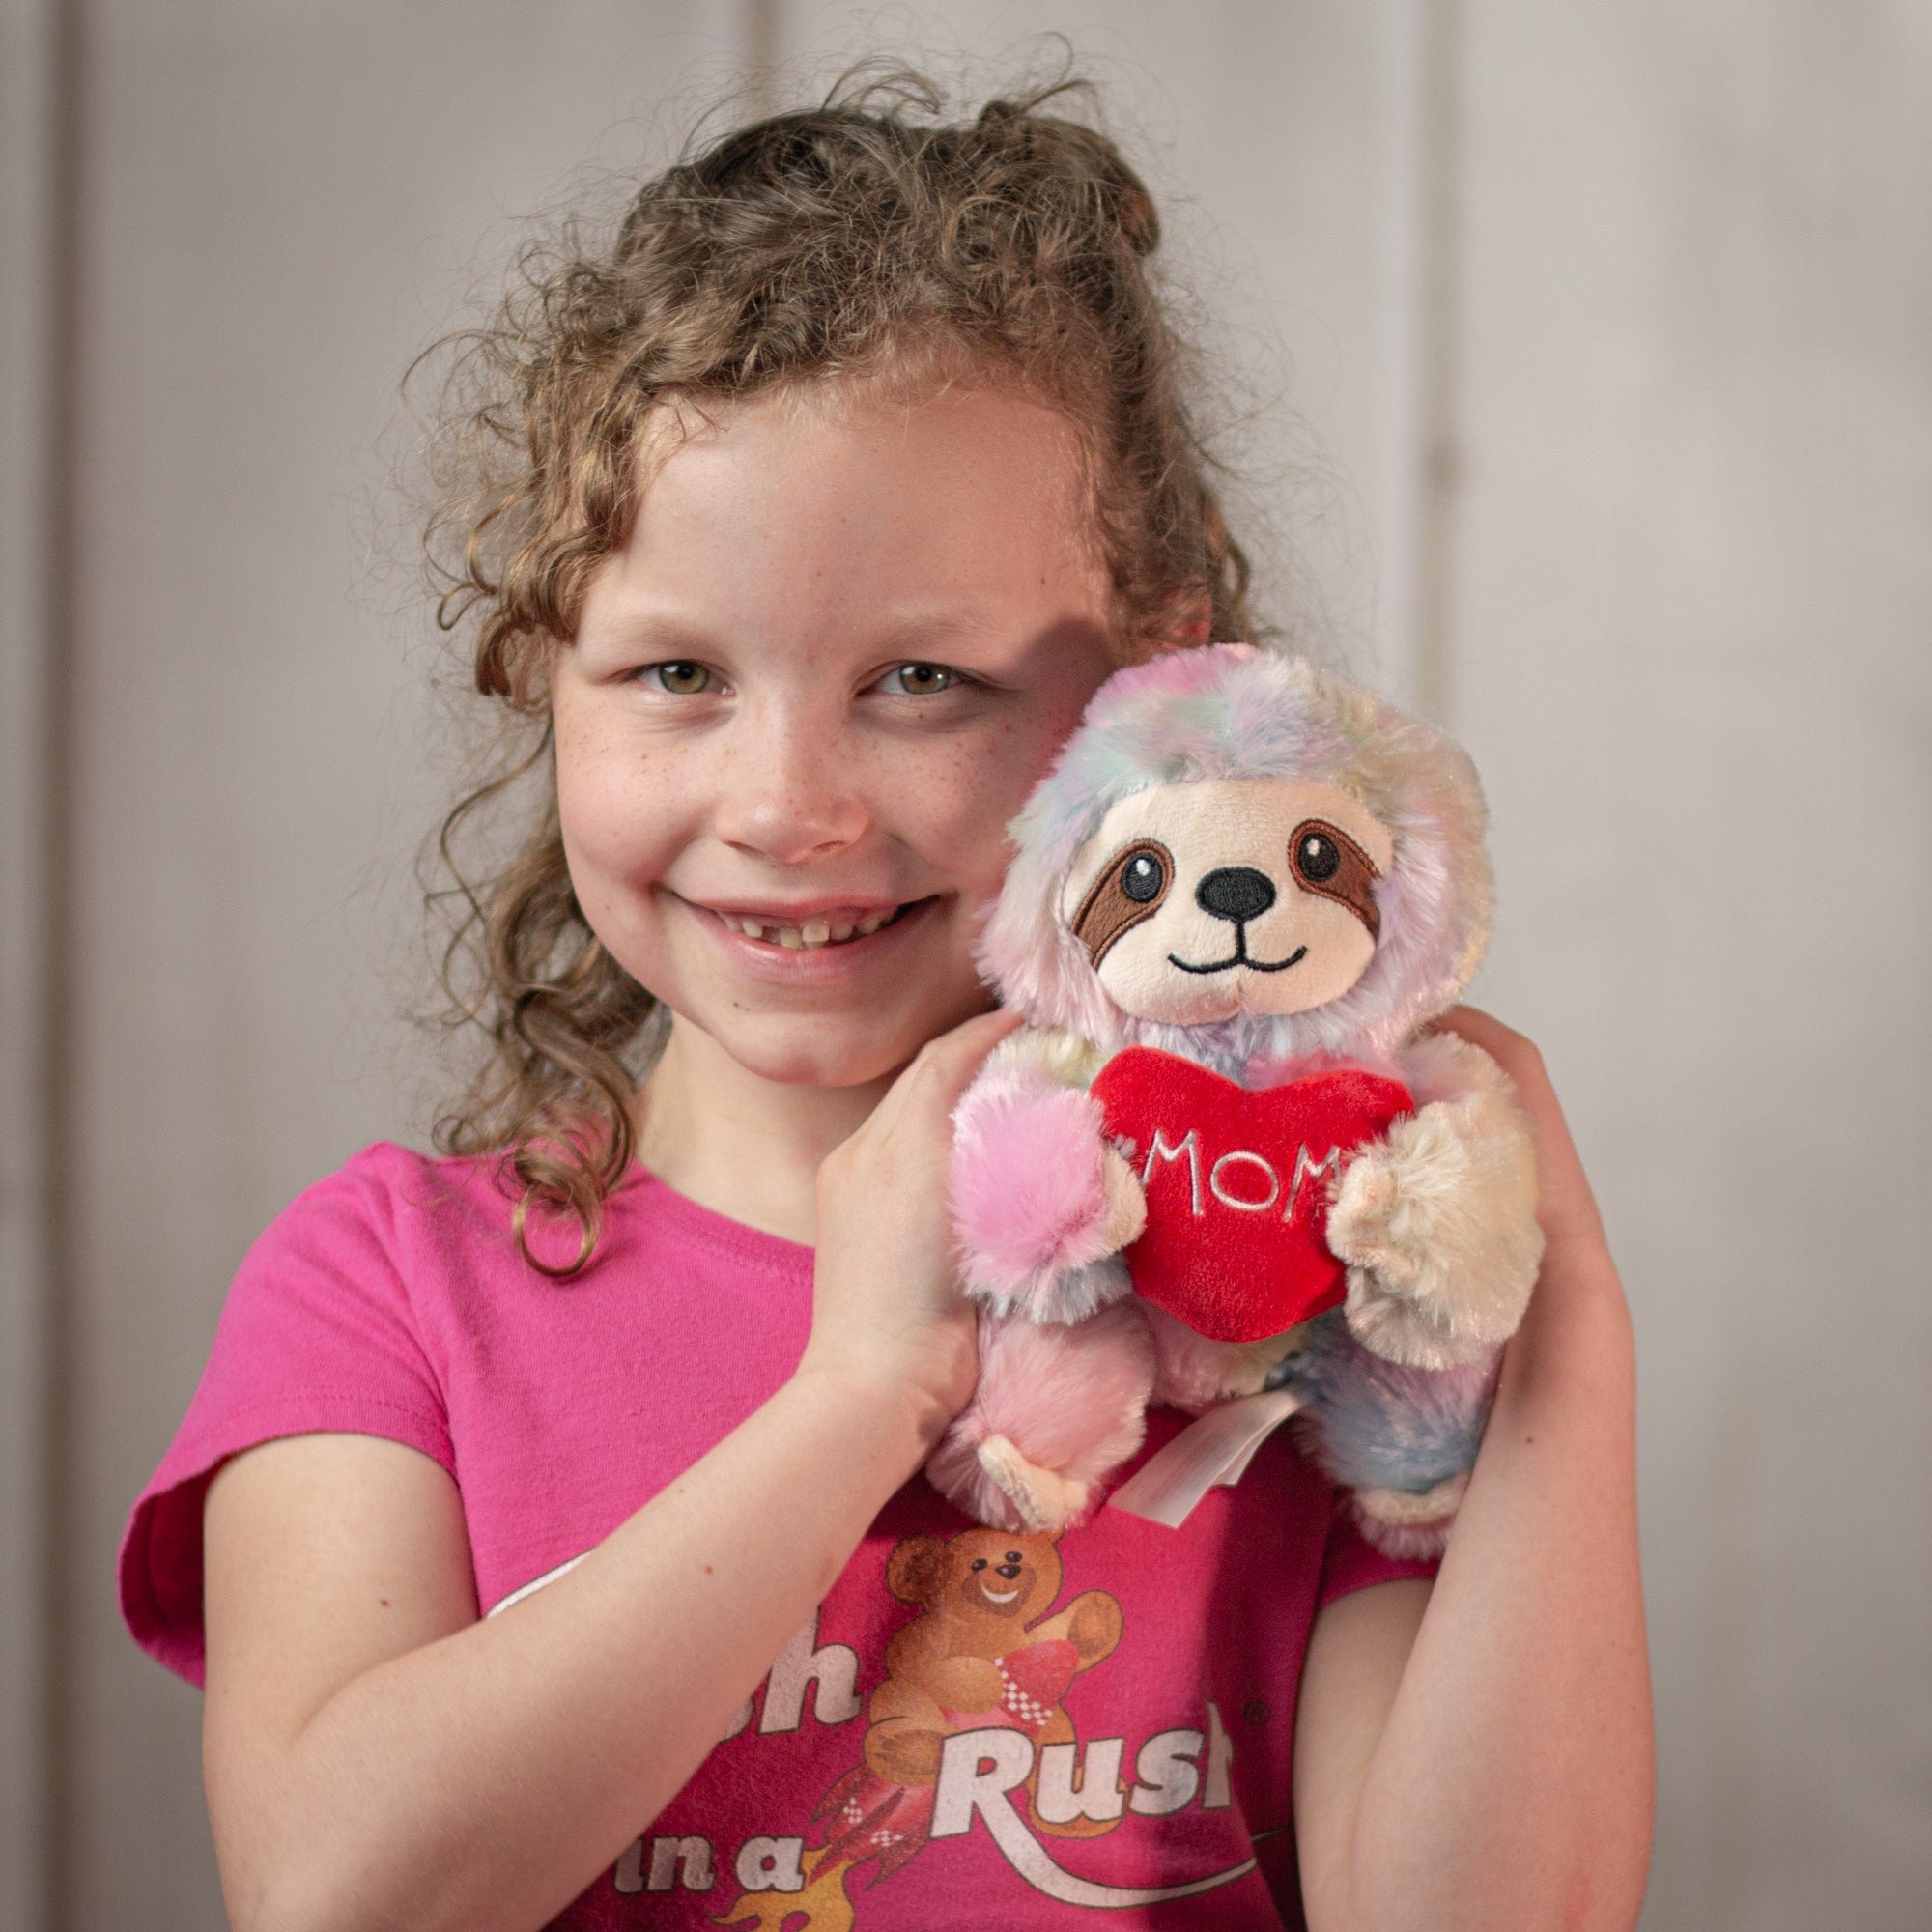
[
  {"x1": 582, "y1": 382, "x2": 1114, "y2": 644},
  {"x1": 638, "y1": 378, "x2": 1093, "y2": 531}
]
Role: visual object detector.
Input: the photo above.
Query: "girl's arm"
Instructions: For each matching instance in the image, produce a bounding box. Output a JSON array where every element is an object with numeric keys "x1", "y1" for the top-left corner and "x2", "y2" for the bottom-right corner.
[
  {"x1": 201, "y1": 1009, "x2": 1020, "y2": 1932},
  {"x1": 1292, "y1": 1009, "x2": 1655, "y2": 1932}
]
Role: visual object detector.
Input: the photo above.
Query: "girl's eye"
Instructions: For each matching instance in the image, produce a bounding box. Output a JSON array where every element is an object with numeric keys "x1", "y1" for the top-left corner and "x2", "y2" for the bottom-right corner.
[
  {"x1": 641, "y1": 660, "x2": 712, "y2": 695},
  {"x1": 878, "y1": 661, "x2": 960, "y2": 696}
]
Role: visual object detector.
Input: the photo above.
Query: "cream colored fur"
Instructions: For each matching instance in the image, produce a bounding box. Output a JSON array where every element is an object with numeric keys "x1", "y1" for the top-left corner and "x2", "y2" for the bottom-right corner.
[
  {"x1": 978, "y1": 1434, "x2": 1092, "y2": 1533},
  {"x1": 1092, "y1": 1145, "x2": 1149, "y2": 1257},
  {"x1": 985, "y1": 1024, "x2": 1109, "y2": 1091},
  {"x1": 1326, "y1": 1033, "x2": 1543, "y2": 1369},
  {"x1": 1355, "y1": 1468, "x2": 1469, "y2": 1526}
]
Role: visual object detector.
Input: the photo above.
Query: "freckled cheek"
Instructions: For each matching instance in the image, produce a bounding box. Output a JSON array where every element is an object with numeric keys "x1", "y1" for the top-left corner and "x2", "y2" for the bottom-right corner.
[
  {"x1": 553, "y1": 731, "x2": 692, "y2": 883},
  {"x1": 906, "y1": 714, "x2": 1089, "y2": 888},
  {"x1": 895, "y1": 740, "x2": 1042, "y2": 891}
]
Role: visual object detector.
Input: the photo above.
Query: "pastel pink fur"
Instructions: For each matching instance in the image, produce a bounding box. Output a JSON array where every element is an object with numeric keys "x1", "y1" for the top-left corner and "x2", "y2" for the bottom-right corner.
[
  {"x1": 925, "y1": 1302, "x2": 1155, "y2": 1531},
  {"x1": 949, "y1": 1061, "x2": 1114, "y2": 1296},
  {"x1": 1142, "y1": 1304, "x2": 1262, "y2": 1412}
]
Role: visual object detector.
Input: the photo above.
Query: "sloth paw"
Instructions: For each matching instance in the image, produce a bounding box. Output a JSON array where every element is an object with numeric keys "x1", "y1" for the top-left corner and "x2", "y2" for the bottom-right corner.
[
  {"x1": 978, "y1": 1435, "x2": 1092, "y2": 1533},
  {"x1": 1326, "y1": 1147, "x2": 1427, "y2": 1289}
]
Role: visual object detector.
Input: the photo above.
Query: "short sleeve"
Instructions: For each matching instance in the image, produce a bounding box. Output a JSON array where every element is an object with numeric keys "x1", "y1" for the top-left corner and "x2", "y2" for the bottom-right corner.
[
  {"x1": 118, "y1": 1148, "x2": 455, "y2": 1687},
  {"x1": 1314, "y1": 1483, "x2": 1441, "y2": 1611}
]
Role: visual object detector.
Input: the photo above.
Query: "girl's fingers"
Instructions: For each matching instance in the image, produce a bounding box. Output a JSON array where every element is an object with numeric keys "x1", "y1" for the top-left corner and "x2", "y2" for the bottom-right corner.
[
  {"x1": 1431, "y1": 1005, "x2": 1608, "y2": 1256},
  {"x1": 818, "y1": 1009, "x2": 1021, "y2": 1201},
  {"x1": 885, "y1": 1006, "x2": 1024, "y2": 1122}
]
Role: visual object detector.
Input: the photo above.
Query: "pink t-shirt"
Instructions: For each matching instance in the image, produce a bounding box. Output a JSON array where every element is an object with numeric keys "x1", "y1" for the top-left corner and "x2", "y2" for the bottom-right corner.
[{"x1": 120, "y1": 1143, "x2": 1435, "y2": 1930}]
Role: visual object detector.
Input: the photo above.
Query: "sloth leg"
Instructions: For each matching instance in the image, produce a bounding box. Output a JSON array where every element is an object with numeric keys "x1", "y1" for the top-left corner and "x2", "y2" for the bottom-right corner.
[
  {"x1": 924, "y1": 1302, "x2": 1155, "y2": 1532},
  {"x1": 1273, "y1": 1311, "x2": 1500, "y2": 1556}
]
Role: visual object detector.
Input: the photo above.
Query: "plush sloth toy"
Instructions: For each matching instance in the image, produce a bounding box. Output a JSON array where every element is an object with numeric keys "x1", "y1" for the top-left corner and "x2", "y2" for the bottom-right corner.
[{"x1": 925, "y1": 644, "x2": 1545, "y2": 1556}]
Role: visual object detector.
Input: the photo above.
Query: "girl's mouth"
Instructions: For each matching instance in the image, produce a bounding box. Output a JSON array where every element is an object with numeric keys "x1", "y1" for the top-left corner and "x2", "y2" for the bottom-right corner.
[
  {"x1": 686, "y1": 894, "x2": 944, "y2": 977},
  {"x1": 706, "y1": 900, "x2": 923, "y2": 950}
]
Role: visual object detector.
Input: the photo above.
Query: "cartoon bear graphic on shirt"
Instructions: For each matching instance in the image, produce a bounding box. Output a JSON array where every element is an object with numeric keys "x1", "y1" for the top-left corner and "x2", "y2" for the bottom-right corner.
[
  {"x1": 862, "y1": 1525, "x2": 1123, "y2": 1793},
  {"x1": 710, "y1": 1523, "x2": 1124, "y2": 1927}
]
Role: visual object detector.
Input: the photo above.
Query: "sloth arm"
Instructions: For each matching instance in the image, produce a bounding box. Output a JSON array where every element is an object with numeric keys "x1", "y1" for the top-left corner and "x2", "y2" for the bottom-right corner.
[
  {"x1": 1326, "y1": 1030, "x2": 1546, "y2": 1362},
  {"x1": 1292, "y1": 1009, "x2": 1652, "y2": 1932},
  {"x1": 981, "y1": 1024, "x2": 1110, "y2": 1091},
  {"x1": 950, "y1": 1028, "x2": 1144, "y2": 1311}
]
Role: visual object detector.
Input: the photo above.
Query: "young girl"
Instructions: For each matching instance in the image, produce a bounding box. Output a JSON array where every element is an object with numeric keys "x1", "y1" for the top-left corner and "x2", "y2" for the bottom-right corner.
[{"x1": 119, "y1": 71, "x2": 1652, "y2": 1932}]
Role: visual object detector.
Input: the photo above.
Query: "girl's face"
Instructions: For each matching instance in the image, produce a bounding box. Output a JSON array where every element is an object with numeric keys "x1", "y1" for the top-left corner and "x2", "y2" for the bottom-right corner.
[{"x1": 552, "y1": 382, "x2": 1131, "y2": 1090}]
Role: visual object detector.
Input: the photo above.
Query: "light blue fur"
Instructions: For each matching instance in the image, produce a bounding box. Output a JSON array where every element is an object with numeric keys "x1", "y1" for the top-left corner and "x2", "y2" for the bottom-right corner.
[{"x1": 1270, "y1": 1311, "x2": 1499, "y2": 1494}]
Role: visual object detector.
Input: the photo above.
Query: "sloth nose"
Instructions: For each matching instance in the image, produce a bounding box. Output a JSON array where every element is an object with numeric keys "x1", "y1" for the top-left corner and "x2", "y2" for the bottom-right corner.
[{"x1": 1195, "y1": 867, "x2": 1276, "y2": 923}]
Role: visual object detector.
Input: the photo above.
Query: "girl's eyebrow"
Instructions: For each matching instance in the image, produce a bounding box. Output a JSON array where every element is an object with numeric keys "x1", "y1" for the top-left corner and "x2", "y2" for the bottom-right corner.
[
  {"x1": 578, "y1": 603, "x2": 721, "y2": 655},
  {"x1": 583, "y1": 603, "x2": 1010, "y2": 660},
  {"x1": 865, "y1": 609, "x2": 1009, "y2": 656}
]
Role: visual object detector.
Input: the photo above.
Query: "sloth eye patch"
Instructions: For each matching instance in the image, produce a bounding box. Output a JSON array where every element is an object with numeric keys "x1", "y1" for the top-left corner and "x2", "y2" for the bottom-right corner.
[
  {"x1": 1289, "y1": 818, "x2": 1382, "y2": 940},
  {"x1": 1071, "y1": 838, "x2": 1174, "y2": 965}
]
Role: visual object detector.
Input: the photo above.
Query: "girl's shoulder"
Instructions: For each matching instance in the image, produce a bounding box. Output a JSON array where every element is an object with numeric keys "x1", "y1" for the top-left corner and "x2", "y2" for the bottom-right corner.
[
  {"x1": 288, "y1": 1141, "x2": 815, "y2": 1284},
  {"x1": 217, "y1": 1138, "x2": 497, "y2": 1257},
  {"x1": 200, "y1": 1140, "x2": 531, "y2": 1353},
  {"x1": 184, "y1": 1138, "x2": 814, "y2": 1491},
  {"x1": 280, "y1": 1136, "x2": 511, "y2": 1241}
]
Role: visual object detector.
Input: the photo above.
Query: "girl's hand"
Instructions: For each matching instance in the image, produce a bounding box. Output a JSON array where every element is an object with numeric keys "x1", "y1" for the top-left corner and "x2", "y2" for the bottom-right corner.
[
  {"x1": 796, "y1": 1007, "x2": 1024, "y2": 1441},
  {"x1": 1432, "y1": 1005, "x2": 1625, "y2": 1302}
]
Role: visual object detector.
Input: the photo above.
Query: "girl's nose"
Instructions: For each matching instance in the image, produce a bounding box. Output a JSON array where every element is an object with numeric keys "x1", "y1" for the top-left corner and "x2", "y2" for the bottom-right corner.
[{"x1": 710, "y1": 712, "x2": 870, "y2": 865}]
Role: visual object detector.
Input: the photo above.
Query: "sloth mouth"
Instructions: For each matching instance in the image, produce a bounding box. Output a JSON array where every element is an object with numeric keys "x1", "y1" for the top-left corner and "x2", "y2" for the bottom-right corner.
[{"x1": 1168, "y1": 942, "x2": 1308, "y2": 976}]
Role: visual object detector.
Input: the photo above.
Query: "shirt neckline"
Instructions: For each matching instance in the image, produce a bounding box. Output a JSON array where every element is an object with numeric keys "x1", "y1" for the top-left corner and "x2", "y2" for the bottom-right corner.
[{"x1": 619, "y1": 1162, "x2": 815, "y2": 1277}]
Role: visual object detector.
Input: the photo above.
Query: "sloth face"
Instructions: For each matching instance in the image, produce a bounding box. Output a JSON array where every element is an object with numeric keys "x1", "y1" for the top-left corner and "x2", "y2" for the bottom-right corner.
[{"x1": 1058, "y1": 779, "x2": 1395, "y2": 1024}]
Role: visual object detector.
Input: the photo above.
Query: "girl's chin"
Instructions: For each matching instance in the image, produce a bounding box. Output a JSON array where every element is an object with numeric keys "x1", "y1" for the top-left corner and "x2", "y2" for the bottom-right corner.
[
  {"x1": 720, "y1": 1011, "x2": 973, "y2": 1089},
  {"x1": 635, "y1": 897, "x2": 995, "y2": 1086}
]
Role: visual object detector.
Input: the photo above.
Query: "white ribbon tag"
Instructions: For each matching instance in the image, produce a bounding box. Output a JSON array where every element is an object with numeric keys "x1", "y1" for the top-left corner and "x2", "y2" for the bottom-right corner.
[{"x1": 1105, "y1": 1386, "x2": 1305, "y2": 1528}]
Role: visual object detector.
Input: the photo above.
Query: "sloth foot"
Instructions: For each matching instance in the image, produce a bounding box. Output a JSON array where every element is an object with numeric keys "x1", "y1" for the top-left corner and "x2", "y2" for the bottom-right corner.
[
  {"x1": 1351, "y1": 1470, "x2": 1471, "y2": 1559},
  {"x1": 978, "y1": 1435, "x2": 1092, "y2": 1533}
]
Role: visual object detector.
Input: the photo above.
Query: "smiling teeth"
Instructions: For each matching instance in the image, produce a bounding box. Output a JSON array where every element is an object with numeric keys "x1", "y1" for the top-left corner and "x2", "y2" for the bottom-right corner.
[{"x1": 724, "y1": 906, "x2": 904, "y2": 948}]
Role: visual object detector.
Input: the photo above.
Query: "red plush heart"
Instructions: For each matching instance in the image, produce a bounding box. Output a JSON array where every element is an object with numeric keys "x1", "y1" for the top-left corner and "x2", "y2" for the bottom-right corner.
[{"x1": 1090, "y1": 1047, "x2": 1413, "y2": 1344}]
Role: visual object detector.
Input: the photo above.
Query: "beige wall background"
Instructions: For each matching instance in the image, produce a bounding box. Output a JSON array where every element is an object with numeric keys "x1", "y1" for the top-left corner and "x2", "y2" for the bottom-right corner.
[{"x1": 3, "y1": 3, "x2": 1927, "y2": 1927}]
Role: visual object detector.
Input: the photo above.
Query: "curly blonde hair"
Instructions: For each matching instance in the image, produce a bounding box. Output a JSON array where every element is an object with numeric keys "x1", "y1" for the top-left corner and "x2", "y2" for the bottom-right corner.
[{"x1": 419, "y1": 62, "x2": 1258, "y2": 1271}]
